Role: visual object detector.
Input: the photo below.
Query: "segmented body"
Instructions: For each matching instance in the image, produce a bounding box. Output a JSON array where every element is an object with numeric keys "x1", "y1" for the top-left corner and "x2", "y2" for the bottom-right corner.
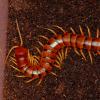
[
  {"x1": 7, "y1": 21, "x2": 100, "y2": 84},
  {"x1": 14, "y1": 26, "x2": 100, "y2": 84}
]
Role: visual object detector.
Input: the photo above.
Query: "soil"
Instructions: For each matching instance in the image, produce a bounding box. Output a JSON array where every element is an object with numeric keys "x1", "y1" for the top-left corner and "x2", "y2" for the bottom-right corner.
[{"x1": 4, "y1": 0, "x2": 100, "y2": 100}]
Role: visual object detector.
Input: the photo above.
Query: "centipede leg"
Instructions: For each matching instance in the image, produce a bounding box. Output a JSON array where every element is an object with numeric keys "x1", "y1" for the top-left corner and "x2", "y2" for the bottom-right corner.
[
  {"x1": 88, "y1": 51, "x2": 93, "y2": 64},
  {"x1": 25, "y1": 75, "x2": 39, "y2": 83},
  {"x1": 15, "y1": 75, "x2": 27, "y2": 78},
  {"x1": 10, "y1": 56, "x2": 18, "y2": 67},
  {"x1": 80, "y1": 49, "x2": 86, "y2": 61},
  {"x1": 53, "y1": 25, "x2": 65, "y2": 33},
  {"x1": 38, "y1": 35, "x2": 49, "y2": 41},
  {"x1": 87, "y1": 26, "x2": 91, "y2": 37},
  {"x1": 38, "y1": 41, "x2": 44, "y2": 47},
  {"x1": 50, "y1": 72, "x2": 57, "y2": 77},
  {"x1": 44, "y1": 28, "x2": 57, "y2": 36},
  {"x1": 10, "y1": 65, "x2": 20, "y2": 72},
  {"x1": 96, "y1": 28, "x2": 99, "y2": 38},
  {"x1": 54, "y1": 47, "x2": 68, "y2": 69},
  {"x1": 74, "y1": 48, "x2": 80, "y2": 56},
  {"x1": 70, "y1": 27, "x2": 76, "y2": 34},
  {"x1": 37, "y1": 72, "x2": 47, "y2": 86},
  {"x1": 54, "y1": 53, "x2": 62, "y2": 69},
  {"x1": 97, "y1": 51, "x2": 100, "y2": 55},
  {"x1": 10, "y1": 56, "x2": 16, "y2": 64},
  {"x1": 79, "y1": 25, "x2": 84, "y2": 35},
  {"x1": 34, "y1": 46, "x2": 41, "y2": 54}
]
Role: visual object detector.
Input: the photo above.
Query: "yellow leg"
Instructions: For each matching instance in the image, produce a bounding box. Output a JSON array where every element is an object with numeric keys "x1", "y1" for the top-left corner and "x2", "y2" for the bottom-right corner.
[
  {"x1": 10, "y1": 56, "x2": 16, "y2": 62},
  {"x1": 36, "y1": 78, "x2": 43, "y2": 86},
  {"x1": 74, "y1": 48, "x2": 80, "y2": 56},
  {"x1": 87, "y1": 26, "x2": 91, "y2": 37},
  {"x1": 54, "y1": 48, "x2": 68, "y2": 69},
  {"x1": 54, "y1": 53, "x2": 62, "y2": 69},
  {"x1": 96, "y1": 28, "x2": 99, "y2": 38},
  {"x1": 44, "y1": 28, "x2": 57, "y2": 36},
  {"x1": 97, "y1": 51, "x2": 100, "y2": 55},
  {"x1": 58, "y1": 51, "x2": 63, "y2": 62},
  {"x1": 65, "y1": 48, "x2": 68, "y2": 59},
  {"x1": 80, "y1": 50, "x2": 86, "y2": 61},
  {"x1": 88, "y1": 51, "x2": 93, "y2": 64},
  {"x1": 38, "y1": 35, "x2": 49, "y2": 41},
  {"x1": 10, "y1": 65, "x2": 20, "y2": 72},
  {"x1": 38, "y1": 41, "x2": 44, "y2": 47},
  {"x1": 70, "y1": 27, "x2": 76, "y2": 34},
  {"x1": 25, "y1": 75, "x2": 39, "y2": 83},
  {"x1": 15, "y1": 75, "x2": 27, "y2": 78},
  {"x1": 34, "y1": 46, "x2": 41, "y2": 54},
  {"x1": 50, "y1": 72, "x2": 57, "y2": 77},
  {"x1": 29, "y1": 32, "x2": 32, "y2": 36},
  {"x1": 79, "y1": 25, "x2": 84, "y2": 35},
  {"x1": 53, "y1": 25, "x2": 65, "y2": 33},
  {"x1": 54, "y1": 64, "x2": 61, "y2": 70}
]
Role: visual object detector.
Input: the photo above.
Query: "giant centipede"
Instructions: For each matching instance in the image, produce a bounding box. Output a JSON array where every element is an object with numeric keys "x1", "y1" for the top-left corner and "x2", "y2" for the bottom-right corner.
[{"x1": 6, "y1": 20, "x2": 100, "y2": 85}]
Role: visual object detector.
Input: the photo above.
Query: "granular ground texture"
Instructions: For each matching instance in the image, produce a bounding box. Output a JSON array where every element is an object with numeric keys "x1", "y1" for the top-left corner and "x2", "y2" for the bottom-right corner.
[{"x1": 4, "y1": 0, "x2": 100, "y2": 100}]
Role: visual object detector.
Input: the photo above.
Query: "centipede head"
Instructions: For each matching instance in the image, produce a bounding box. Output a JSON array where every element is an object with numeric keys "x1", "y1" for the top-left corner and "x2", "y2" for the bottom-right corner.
[{"x1": 5, "y1": 19, "x2": 24, "y2": 64}]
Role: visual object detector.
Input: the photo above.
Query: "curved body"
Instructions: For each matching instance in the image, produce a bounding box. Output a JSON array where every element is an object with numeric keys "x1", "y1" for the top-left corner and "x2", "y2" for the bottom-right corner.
[{"x1": 14, "y1": 27, "x2": 100, "y2": 84}]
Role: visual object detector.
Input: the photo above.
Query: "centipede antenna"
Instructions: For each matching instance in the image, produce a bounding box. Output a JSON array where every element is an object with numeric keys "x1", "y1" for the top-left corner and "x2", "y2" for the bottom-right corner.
[
  {"x1": 34, "y1": 46, "x2": 41, "y2": 54},
  {"x1": 5, "y1": 46, "x2": 19, "y2": 64},
  {"x1": 96, "y1": 28, "x2": 99, "y2": 38},
  {"x1": 70, "y1": 27, "x2": 76, "y2": 34},
  {"x1": 80, "y1": 50, "x2": 86, "y2": 61},
  {"x1": 88, "y1": 51, "x2": 93, "y2": 64},
  {"x1": 38, "y1": 35, "x2": 49, "y2": 41},
  {"x1": 16, "y1": 19, "x2": 23, "y2": 46},
  {"x1": 44, "y1": 28, "x2": 57, "y2": 36},
  {"x1": 87, "y1": 26, "x2": 91, "y2": 37},
  {"x1": 53, "y1": 25, "x2": 65, "y2": 33},
  {"x1": 10, "y1": 65, "x2": 20, "y2": 72},
  {"x1": 38, "y1": 41, "x2": 44, "y2": 47},
  {"x1": 79, "y1": 25, "x2": 84, "y2": 35}
]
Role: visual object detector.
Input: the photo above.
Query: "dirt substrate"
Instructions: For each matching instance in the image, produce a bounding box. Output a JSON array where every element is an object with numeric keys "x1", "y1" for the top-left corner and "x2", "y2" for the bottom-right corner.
[{"x1": 4, "y1": 0, "x2": 100, "y2": 100}]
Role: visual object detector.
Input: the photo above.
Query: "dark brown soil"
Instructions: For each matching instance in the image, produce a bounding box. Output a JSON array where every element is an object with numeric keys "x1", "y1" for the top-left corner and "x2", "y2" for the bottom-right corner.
[{"x1": 4, "y1": 0, "x2": 100, "y2": 100}]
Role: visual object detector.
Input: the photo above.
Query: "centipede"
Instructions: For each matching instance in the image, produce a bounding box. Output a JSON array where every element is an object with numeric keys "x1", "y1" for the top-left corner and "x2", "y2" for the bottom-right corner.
[{"x1": 6, "y1": 19, "x2": 100, "y2": 85}]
